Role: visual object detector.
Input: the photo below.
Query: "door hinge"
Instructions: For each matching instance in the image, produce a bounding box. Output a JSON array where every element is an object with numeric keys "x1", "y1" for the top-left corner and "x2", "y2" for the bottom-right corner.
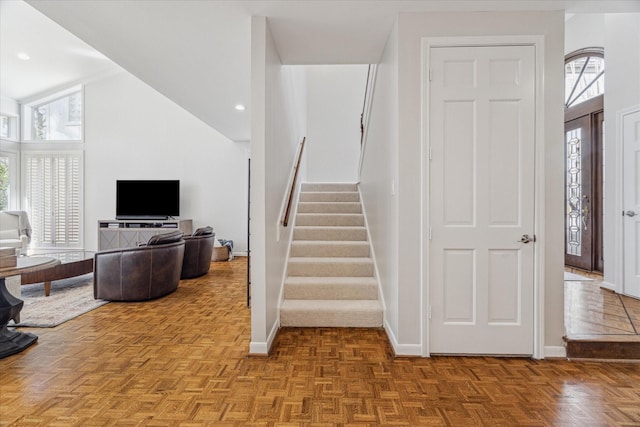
[
  {"x1": 429, "y1": 68, "x2": 433, "y2": 82},
  {"x1": 429, "y1": 227, "x2": 432, "y2": 240},
  {"x1": 429, "y1": 305, "x2": 432, "y2": 319},
  {"x1": 429, "y1": 146, "x2": 432, "y2": 160}
]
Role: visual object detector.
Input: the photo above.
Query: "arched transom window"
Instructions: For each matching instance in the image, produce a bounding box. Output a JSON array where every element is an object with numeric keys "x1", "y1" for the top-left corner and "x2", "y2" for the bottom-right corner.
[{"x1": 565, "y1": 48, "x2": 604, "y2": 109}]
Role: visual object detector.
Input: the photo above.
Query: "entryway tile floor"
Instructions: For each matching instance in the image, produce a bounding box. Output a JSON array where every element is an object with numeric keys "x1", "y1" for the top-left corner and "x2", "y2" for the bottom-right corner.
[{"x1": 564, "y1": 268, "x2": 640, "y2": 359}]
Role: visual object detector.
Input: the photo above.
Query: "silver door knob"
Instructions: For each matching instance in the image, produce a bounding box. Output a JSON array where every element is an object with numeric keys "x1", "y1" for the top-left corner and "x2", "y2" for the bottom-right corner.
[
  {"x1": 520, "y1": 234, "x2": 533, "y2": 244},
  {"x1": 625, "y1": 210, "x2": 637, "y2": 217}
]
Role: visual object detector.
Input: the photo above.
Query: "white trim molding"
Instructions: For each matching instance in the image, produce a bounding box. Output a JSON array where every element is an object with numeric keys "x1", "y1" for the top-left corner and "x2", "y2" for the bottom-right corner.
[
  {"x1": 249, "y1": 319, "x2": 280, "y2": 356},
  {"x1": 385, "y1": 320, "x2": 423, "y2": 356},
  {"x1": 544, "y1": 346, "x2": 567, "y2": 359}
]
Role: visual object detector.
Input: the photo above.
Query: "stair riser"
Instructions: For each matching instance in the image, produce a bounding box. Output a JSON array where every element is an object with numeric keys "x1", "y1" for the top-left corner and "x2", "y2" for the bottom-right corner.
[
  {"x1": 280, "y1": 309, "x2": 382, "y2": 327},
  {"x1": 294, "y1": 227, "x2": 367, "y2": 241},
  {"x1": 290, "y1": 242, "x2": 370, "y2": 257},
  {"x1": 298, "y1": 203, "x2": 362, "y2": 214},
  {"x1": 566, "y1": 341, "x2": 640, "y2": 360},
  {"x1": 295, "y1": 214, "x2": 365, "y2": 227},
  {"x1": 302, "y1": 183, "x2": 358, "y2": 192},
  {"x1": 284, "y1": 283, "x2": 378, "y2": 300},
  {"x1": 299, "y1": 192, "x2": 360, "y2": 203},
  {"x1": 288, "y1": 261, "x2": 373, "y2": 277}
]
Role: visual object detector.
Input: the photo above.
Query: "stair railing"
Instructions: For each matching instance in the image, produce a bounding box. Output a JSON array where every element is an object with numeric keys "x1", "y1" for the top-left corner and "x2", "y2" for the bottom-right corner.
[
  {"x1": 358, "y1": 64, "x2": 378, "y2": 180},
  {"x1": 360, "y1": 64, "x2": 372, "y2": 147},
  {"x1": 281, "y1": 137, "x2": 306, "y2": 227}
]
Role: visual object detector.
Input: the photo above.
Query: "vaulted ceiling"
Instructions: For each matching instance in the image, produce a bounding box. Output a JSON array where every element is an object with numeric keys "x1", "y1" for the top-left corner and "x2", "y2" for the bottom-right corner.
[{"x1": 2, "y1": 0, "x2": 639, "y2": 142}]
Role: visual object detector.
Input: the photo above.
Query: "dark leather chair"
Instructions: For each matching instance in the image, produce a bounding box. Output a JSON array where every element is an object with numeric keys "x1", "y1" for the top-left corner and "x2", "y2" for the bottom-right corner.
[
  {"x1": 94, "y1": 230, "x2": 185, "y2": 301},
  {"x1": 180, "y1": 226, "x2": 215, "y2": 279}
]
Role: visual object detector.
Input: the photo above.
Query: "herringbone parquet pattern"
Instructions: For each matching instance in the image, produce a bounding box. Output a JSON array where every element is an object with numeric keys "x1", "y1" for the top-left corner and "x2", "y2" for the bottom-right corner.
[{"x1": 2, "y1": 258, "x2": 640, "y2": 426}]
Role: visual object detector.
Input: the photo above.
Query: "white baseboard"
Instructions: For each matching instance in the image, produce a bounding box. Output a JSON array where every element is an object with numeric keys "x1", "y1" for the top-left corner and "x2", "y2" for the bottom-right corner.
[
  {"x1": 266, "y1": 319, "x2": 279, "y2": 353},
  {"x1": 384, "y1": 320, "x2": 423, "y2": 357},
  {"x1": 395, "y1": 343, "x2": 423, "y2": 357},
  {"x1": 386, "y1": 321, "x2": 567, "y2": 359},
  {"x1": 249, "y1": 319, "x2": 280, "y2": 355},
  {"x1": 384, "y1": 321, "x2": 399, "y2": 353},
  {"x1": 544, "y1": 345, "x2": 567, "y2": 359},
  {"x1": 249, "y1": 341, "x2": 269, "y2": 355},
  {"x1": 600, "y1": 281, "x2": 617, "y2": 292}
]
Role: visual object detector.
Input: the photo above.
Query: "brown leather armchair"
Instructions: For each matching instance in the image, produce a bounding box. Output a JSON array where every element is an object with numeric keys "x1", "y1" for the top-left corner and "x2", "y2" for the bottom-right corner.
[
  {"x1": 180, "y1": 226, "x2": 215, "y2": 279},
  {"x1": 94, "y1": 230, "x2": 185, "y2": 301}
]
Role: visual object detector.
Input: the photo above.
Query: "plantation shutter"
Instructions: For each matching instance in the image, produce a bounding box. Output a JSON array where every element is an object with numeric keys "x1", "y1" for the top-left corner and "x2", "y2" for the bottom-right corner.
[{"x1": 24, "y1": 152, "x2": 82, "y2": 248}]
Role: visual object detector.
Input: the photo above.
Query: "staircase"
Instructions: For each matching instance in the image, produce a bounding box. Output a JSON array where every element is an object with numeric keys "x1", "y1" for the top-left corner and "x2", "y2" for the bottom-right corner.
[{"x1": 280, "y1": 183, "x2": 383, "y2": 327}]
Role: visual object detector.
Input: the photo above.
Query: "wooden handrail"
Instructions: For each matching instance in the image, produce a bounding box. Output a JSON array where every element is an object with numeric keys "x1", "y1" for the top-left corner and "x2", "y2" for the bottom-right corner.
[
  {"x1": 282, "y1": 137, "x2": 306, "y2": 227},
  {"x1": 358, "y1": 64, "x2": 377, "y2": 181},
  {"x1": 360, "y1": 64, "x2": 372, "y2": 146}
]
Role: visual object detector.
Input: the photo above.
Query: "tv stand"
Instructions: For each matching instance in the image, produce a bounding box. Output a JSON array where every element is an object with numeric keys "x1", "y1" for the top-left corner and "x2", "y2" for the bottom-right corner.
[
  {"x1": 98, "y1": 219, "x2": 192, "y2": 250},
  {"x1": 115, "y1": 216, "x2": 172, "y2": 221}
]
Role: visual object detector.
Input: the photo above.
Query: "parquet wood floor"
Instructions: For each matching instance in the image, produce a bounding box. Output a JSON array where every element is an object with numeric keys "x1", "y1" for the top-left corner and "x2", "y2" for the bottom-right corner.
[{"x1": 2, "y1": 258, "x2": 640, "y2": 426}]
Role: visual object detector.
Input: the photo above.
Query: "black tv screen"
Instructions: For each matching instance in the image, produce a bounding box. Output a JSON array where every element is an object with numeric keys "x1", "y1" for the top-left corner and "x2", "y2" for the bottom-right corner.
[{"x1": 116, "y1": 180, "x2": 180, "y2": 220}]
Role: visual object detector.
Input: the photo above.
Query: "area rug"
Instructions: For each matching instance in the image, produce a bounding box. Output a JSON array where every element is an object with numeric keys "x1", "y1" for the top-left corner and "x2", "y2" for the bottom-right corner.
[{"x1": 7, "y1": 274, "x2": 109, "y2": 328}]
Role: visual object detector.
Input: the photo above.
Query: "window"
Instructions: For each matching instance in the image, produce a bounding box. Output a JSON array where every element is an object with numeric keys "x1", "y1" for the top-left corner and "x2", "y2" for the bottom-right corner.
[
  {"x1": 0, "y1": 156, "x2": 9, "y2": 210},
  {"x1": 1, "y1": 114, "x2": 18, "y2": 140},
  {"x1": 23, "y1": 152, "x2": 83, "y2": 248},
  {"x1": 0, "y1": 116, "x2": 9, "y2": 139},
  {"x1": 565, "y1": 48, "x2": 604, "y2": 109},
  {"x1": 0, "y1": 151, "x2": 18, "y2": 210},
  {"x1": 23, "y1": 86, "x2": 83, "y2": 141}
]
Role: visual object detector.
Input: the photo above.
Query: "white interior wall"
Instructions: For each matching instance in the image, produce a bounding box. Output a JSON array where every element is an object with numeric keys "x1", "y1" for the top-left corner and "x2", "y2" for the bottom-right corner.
[
  {"x1": 84, "y1": 71, "x2": 249, "y2": 253},
  {"x1": 305, "y1": 65, "x2": 367, "y2": 183},
  {"x1": 1, "y1": 96, "x2": 20, "y2": 117},
  {"x1": 603, "y1": 13, "x2": 640, "y2": 290},
  {"x1": 564, "y1": 14, "x2": 605, "y2": 54},
  {"x1": 250, "y1": 16, "x2": 269, "y2": 353},
  {"x1": 390, "y1": 11, "x2": 565, "y2": 355},
  {"x1": 359, "y1": 20, "x2": 401, "y2": 351},
  {"x1": 250, "y1": 17, "x2": 307, "y2": 354}
]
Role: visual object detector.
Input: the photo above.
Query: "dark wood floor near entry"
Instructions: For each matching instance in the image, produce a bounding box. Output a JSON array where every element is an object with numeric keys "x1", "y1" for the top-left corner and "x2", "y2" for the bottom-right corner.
[
  {"x1": 1, "y1": 258, "x2": 640, "y2": 425},
  {"x1": 564, "y1": 268, "x2": 640, "y2": 360}
]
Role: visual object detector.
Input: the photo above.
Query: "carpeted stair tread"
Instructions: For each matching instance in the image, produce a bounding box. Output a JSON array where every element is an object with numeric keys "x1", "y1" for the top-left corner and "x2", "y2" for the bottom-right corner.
[
  {"x1": 284, "y1": 276, "x2": 378, "y2": 300},
  {"x1": 300, "y1": 192, "x2": 360, "y2": 203},
  {"x1": 301, "y1": 183, "x2": 358, "y2": 192},
  {"x1": 295, "y1": 213, "x2": 365, "y2": 226},
  {"x1": 282, "y1": 182, "x2": 382, "y2": 329},
  {"x1": 288, "y1": 257, "x2": 374, "y2": 277},
  {"x1": 291, "y1": 241, "x2": 370, "y2": 257},
  {"x1": 280, "y1": 299, "x2": 383, "y2": 327},
  {"x1": 294, "y1": 226, "x2": 367, "y2": 241},
  {"x1": 298, "y1": 202, "x2": 362, "y2": 214}
]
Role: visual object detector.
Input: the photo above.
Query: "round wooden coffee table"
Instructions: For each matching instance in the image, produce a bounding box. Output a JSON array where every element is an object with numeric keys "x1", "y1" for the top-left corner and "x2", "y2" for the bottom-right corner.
[
  {"x1": 20, "y1": 251, "x2": 95, "y2": 296},
  {"x1": 0, "y1": 256, "x2": 60, "y2": 359}
]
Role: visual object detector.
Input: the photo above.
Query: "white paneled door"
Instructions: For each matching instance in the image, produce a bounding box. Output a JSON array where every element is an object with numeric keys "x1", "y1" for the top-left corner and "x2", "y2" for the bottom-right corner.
[
  {"x1": 429, "y1": 45, "x2": 536, "y2": 355},
  {"x1": 623, "y1": 107, "x2": 640, "y2": 299}
]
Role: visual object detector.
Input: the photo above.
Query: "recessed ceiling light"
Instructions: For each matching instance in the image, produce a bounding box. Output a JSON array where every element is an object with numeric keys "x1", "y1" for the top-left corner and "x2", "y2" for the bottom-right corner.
[
  {"x1": 235, "y1": 104, "x2": 246, "y2": 111},
  {"x1": 17, "y1": 52, "x2": 31, "y2": 61}
]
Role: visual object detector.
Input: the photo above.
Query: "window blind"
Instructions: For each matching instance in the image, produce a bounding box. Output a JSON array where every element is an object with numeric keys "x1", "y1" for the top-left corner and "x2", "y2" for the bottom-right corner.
[{"x1": 24, "y1": 152, "x2": 82, "y2": 248}]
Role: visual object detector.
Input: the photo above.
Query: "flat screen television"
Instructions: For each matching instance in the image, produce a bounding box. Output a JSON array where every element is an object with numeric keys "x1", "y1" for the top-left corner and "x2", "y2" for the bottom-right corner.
[{"x1": 116, "y1": 180, "x2": 180, "y2": 220}]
